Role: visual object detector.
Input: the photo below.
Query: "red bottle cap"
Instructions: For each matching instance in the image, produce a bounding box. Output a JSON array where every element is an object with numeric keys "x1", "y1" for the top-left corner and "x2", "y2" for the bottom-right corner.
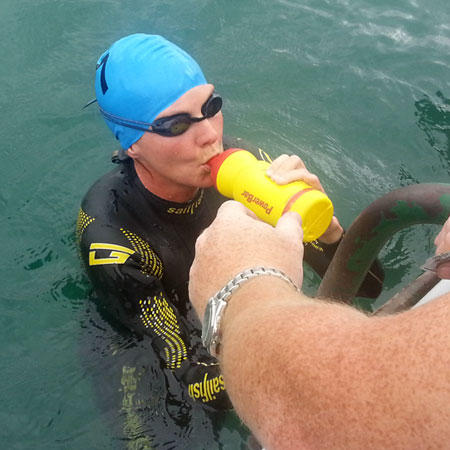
[{"x1": 207, "y1": 148, "x2": 242, "y2": 190}]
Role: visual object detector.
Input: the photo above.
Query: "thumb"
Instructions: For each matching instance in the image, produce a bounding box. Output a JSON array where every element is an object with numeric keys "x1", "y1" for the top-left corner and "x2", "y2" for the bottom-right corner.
[{"x1": 275, "y1": 212, "x2": 303, "y2": 243}]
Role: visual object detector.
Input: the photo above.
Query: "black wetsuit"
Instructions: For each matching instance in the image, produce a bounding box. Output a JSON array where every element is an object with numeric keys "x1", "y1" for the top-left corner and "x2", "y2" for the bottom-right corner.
[{"x1": 77, "y1": 136, "x2": 383, "y2": 411}]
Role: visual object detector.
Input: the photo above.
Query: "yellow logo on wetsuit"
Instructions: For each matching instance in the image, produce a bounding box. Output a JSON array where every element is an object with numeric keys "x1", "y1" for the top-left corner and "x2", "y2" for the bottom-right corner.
[
  {"x1": 89, "y1": 243, "x2": 135, "y2": 266},
  {"x1": 167, "y1": 190, "x2": 204, "y2": 215},
  {"x1": 188, "y1": 373, "x2": 226, "y2": 403}
]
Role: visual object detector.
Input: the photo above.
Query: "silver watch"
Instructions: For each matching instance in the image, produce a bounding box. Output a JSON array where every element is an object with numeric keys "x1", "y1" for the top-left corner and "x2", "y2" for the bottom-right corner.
[{"x1": 201, "y1": 266, "x2": 299, "y2": 358}]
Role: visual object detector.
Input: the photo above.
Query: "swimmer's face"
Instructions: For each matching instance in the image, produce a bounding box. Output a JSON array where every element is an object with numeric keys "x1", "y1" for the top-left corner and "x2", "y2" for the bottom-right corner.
[{"x1": 127, "y1": 84, "x2": 223, "y2": 202}]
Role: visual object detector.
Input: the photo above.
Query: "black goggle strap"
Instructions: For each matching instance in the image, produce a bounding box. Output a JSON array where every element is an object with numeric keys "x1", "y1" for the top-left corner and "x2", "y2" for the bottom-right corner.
[
  {"x1": 98, "y1": 106, "x2": 156, "y2": 133},
  {"x1": 98, "y1": 92, "x2": 222, "y2": 134}
]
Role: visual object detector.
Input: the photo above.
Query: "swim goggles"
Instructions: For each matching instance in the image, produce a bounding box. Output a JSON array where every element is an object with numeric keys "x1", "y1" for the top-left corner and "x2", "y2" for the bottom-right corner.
[{"x1": 98, "y1": 92, "x2": 223, "y2": 137}]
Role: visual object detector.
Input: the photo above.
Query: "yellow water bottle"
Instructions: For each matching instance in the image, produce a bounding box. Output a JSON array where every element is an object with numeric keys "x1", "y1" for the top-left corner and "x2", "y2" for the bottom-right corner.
[{"x1": 207, "y1": 148, "x2": 334, "y2": 242}]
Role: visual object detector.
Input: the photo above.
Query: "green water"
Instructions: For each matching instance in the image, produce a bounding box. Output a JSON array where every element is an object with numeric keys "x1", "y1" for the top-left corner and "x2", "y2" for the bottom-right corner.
[{"x1": 2, "y1": 0, "x2": 450, "y2": 448}]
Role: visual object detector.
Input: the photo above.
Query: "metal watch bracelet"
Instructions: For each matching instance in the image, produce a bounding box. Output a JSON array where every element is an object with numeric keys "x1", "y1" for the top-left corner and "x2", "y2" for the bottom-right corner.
[{"x1": 201, "y1": 266, "x2": 300, "y2": 357}]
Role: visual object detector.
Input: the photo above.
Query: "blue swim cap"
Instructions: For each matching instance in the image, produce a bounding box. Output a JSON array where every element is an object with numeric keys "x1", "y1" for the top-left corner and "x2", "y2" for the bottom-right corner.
[{"x1": 95, "y1": 34, "x2": 207, "y2": 149}]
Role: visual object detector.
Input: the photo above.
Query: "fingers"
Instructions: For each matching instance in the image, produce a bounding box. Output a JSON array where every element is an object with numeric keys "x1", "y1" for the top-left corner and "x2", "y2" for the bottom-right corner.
[
  {"x1": 266, "y1": 154, "x2": 325, "y2": 192},
  {"x1": 430, "y1": 217, "x2": 450, "y2": 278},
  {"x1": 318, "y1": 216, "x2": 344, "y2": 244},
  {"x1": 435, "y1": 218, "x2": 450, "y2": 255},
  {"x1": 276, "y1": 212, "x2": 305, "y2": 287},
  {"x1": 189, "y1": 195, "x2": 307, "y2": 318},
  {"x1": 437, "y1": 262, "x2": 450, "y2": 280},
  {"x1": 266, "y1": 155, "x2": 304, "y2": 184},
  {"x1": 275, "y1": 211, "x2": 303, "y2": 243},
  {"x1": 195, "y1": 201, "x2": 263, "y2": 261},
  {"x1": 275, "y1": 169, "x2": 323, "y2": 190},
  {"x1": 435, "y1": 233, "x2": 448, "y2": 255},
  {"x1": 216, "y1": 199, "x2": 258, "y2": 220},
  {"x1": 266, "y1": 154, "x2": 304, "y2": 175},
  {"x1": 195, "y1": 201, "x2": 259, "y2": 251}
]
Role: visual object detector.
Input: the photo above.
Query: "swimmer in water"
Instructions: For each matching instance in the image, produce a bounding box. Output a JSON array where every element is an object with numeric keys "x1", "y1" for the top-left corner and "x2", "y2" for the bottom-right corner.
[{"x1": 77, "y1": 33, "x2": 383, "y2": 413}]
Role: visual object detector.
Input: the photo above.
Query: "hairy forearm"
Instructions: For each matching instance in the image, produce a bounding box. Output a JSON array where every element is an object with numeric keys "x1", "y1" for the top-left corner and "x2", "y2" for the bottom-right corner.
[{"x1": 220, "y1": 277, "x2": 450, "y2": 450}]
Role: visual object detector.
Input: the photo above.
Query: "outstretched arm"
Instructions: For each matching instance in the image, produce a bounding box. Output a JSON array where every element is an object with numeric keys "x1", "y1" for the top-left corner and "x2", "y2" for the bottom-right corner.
[{"x1": 189, "y1": 201, "x2": 450, "y2": 450}]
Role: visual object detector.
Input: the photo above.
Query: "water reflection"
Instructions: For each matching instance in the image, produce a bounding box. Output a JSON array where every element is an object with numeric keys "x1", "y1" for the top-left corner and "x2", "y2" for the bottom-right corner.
[
  {"x1": 415, "y1": 90, "x2": 450, "y2": 174},
  {"x1": 79, "y1": 293, "x2": 251, "y2": 449}
]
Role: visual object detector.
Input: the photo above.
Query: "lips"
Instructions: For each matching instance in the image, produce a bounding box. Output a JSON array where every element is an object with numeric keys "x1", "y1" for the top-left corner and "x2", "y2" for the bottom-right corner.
[
  {"x1": 200, "y1": 164, "x2": 212, "y2": 173},
  {"x1": 204, "y1": 150, "x2": 223, "y2": 166}
]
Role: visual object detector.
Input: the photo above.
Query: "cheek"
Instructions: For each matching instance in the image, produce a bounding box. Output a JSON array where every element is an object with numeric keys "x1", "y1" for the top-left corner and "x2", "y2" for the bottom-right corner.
[
  {"x1": 166, "y1": 145, "x2": 198, "y2": 167},
  {"x1": 213, "y1": 112, "x2": 224, "y2": 134},
  {"x1": 156, "y1": 141, "x2": 185, "y2": 161}
]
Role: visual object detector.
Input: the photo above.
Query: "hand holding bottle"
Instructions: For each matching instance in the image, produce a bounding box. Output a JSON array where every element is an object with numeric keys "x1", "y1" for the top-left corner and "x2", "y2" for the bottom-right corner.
[
  {"x1": 265, "y1": 153, "x2": 344, "y2": 244},
  {"x1": 207, "y1": 149, "x2": 338, "y2": 242}
]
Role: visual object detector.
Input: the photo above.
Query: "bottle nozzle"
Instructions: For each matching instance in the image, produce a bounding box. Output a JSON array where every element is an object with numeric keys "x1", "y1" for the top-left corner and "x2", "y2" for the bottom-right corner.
[{"x1": 207, "y1": 148, "x2": 247, "y2": 191}]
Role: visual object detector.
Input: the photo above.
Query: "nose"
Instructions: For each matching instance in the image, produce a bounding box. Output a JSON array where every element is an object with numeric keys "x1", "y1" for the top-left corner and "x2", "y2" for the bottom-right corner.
[{"x1": 195, "y1": 113, "x2": 223, "y2": 147}]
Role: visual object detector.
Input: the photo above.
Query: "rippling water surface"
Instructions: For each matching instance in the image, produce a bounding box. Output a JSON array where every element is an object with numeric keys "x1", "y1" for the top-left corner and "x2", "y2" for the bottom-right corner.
[{"x1": 2, "y1": 0, "x2": 450, "y2": 448}]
